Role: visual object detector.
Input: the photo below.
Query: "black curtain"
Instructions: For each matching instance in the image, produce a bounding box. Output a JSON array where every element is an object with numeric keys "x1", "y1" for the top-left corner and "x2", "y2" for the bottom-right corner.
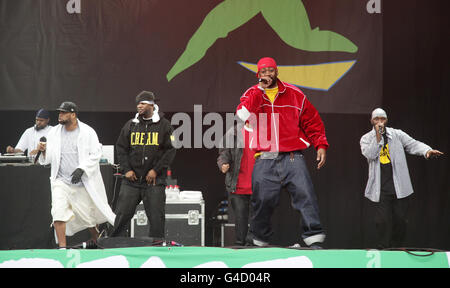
[{"x1": 380, "y1": 0, "x2": 450, "y2": 249}]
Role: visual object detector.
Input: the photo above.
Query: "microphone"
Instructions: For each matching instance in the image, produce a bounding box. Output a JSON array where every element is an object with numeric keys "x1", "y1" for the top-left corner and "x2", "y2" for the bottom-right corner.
[
  {"x1": 258, "y1": 78, "x2": 267, "y2": 84},
  {"x1": 378, "y1": 126, "x2": 385, "y2": 135},
  {"x1": 34, "y1": 136, "x2": 46, "y2": 164}
]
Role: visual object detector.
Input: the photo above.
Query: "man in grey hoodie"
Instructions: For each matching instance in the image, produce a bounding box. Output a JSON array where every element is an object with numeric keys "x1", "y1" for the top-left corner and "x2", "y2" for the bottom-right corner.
[{"x1": 360, "y1": 108, "x2": 443, "y2": 249}]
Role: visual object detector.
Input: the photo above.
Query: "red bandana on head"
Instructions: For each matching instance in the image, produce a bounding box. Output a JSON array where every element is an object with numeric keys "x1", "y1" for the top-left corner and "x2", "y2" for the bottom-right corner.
[{"x1": 256, "y1": 57, "x2": 277, "y2": 76}]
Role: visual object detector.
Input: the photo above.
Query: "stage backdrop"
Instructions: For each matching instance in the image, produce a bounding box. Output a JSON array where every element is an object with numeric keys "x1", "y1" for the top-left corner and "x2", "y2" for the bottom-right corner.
[
  {"x1": 0, "y1": 0, "x2": 448, "y2": 250},
  {"x1": 0, "y1": 0, "x2": 380, "y2": 114}
]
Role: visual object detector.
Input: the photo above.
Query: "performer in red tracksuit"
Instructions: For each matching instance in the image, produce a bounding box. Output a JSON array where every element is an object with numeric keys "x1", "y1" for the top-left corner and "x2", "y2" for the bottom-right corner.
[{"x1": 236, "y1": 57, "x2": 328, "y2": 248}]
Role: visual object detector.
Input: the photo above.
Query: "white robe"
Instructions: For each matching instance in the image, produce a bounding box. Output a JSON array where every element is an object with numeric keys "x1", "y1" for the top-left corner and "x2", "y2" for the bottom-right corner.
[{"x1": 40, "y1": 120, "x2": 116, "y2": 235}]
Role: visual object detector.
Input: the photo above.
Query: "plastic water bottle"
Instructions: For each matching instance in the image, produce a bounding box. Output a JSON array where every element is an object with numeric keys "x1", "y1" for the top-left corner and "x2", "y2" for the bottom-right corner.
[
  {"x1": 166, "y1": 169, "x2": 177, "y2": 186},
  {"x1": 174, "y1": 185, "x2": 180, "y2": 193}
]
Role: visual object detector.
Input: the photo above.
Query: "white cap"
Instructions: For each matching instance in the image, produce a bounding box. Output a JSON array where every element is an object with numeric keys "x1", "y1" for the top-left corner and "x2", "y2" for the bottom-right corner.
[{"x1": 371, "y1": 108, "x2": 387, "y2": 120}]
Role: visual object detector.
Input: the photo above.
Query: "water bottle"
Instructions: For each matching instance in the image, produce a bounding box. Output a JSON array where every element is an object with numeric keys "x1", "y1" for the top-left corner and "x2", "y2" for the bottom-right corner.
[{"x1": 166, "y1": 168, "x2": 177, "y2": 186}]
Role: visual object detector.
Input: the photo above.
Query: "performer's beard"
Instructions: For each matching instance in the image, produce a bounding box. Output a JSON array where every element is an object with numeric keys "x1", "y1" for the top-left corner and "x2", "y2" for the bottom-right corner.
[
  {"x1": 34, "y1": 124, "x2": 46, "y2": 131},
  {"x1": 59, "y1": 119, "x2": 71, "y2": 126},
  {"x1": 138, "y1": 108, "x2": 153, "y2": 119},
  {"x1": 267, "y1": 76, "x2": 277, "y2": 88}
]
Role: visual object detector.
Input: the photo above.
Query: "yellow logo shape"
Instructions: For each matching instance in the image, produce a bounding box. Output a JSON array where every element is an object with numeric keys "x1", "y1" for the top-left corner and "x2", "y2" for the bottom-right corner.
[{"x1": 238, "y1": 60, "x2": 356, "y2": 91}]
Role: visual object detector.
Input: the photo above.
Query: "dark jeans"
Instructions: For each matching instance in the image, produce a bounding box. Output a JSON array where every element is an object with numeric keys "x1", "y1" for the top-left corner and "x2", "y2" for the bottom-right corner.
[
  {"x1": 249, "y1": 152, "x2": 325, "y2": 246},
  {"x1": 229, "y1": 193, "x2": 252, "y2": 246},
  {"x1": 111, "y1": 180, "x2": 166, "y2": 239},
  {"x1": 374, "y1": 194, "x2": 410, "y2": 249}
]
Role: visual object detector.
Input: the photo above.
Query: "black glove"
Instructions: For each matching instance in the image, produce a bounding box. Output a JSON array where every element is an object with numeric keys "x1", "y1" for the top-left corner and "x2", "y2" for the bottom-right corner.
[{"x1": 71, "y1": 168, "x2": 84, "y2": 184}]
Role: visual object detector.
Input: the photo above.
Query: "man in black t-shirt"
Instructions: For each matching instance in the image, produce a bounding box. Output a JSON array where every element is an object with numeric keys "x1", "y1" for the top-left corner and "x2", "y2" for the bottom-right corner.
[{"x1": 361, "y1": 108, "x2": 443, "y2": 249}]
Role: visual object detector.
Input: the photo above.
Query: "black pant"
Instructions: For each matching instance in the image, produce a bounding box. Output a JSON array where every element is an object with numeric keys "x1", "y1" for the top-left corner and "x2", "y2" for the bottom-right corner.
[
  {"x1": 374, "y1": 194, "x2": 410, "y2": 249},
  {"x1": 229, "y1": 193, "x2": 252, "y2": 246},
  {"x1": 111, "y1": 180, "x2": 166, "y2": 239}
]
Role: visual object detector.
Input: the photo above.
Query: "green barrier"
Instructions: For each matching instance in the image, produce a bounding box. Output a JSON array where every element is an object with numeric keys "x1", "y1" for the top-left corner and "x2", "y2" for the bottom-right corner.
[{"x1": 0, "y1": 247, "x2": 448, "y2": 268}]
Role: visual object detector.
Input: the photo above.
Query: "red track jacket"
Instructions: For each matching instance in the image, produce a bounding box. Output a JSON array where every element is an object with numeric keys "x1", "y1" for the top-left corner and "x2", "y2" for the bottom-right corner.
[{"x1": 236, "y1": 79, "x2": 328, "y2": 152}]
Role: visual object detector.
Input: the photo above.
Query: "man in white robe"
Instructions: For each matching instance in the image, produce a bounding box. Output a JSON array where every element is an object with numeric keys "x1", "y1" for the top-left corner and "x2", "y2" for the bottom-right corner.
[{"x1": 38, "y1": 102, "x2": 115, "y2": 248}]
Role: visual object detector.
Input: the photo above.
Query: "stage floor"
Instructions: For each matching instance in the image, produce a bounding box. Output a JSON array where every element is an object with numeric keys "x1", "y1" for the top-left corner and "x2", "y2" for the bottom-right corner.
[{"x1": 0, "y1": 246, "x2": 449, "y2": 268}]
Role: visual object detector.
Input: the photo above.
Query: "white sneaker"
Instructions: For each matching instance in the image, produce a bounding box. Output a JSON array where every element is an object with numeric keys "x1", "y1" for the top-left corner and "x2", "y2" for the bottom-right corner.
[{"x1": 253, "y1": 238, "x2": 269, "y2": 247}]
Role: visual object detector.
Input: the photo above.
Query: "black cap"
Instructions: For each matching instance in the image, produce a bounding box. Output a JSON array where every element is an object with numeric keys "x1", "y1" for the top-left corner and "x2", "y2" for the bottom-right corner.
[
  {"x1": 57, "y1": 101, "x2": 78, "y2": 113},
  {"x1": 136, "y1": 91, "x2": 156, "y2": 104},
  {"x1": 36, "y1": 108, "x2": 50, "y2": 119}
]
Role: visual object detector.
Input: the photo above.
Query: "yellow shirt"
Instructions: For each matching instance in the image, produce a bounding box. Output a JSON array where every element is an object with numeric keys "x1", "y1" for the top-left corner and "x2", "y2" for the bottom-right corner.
[
  {"x1": 380, "y1": 143, "x2": 391, "y2": 164},
  {"x1": 254, "y1": 87, "x2": 279, "y2": 159},
  {"x1": 265, "y1": 87, "x2": 278, "y2": 103}
]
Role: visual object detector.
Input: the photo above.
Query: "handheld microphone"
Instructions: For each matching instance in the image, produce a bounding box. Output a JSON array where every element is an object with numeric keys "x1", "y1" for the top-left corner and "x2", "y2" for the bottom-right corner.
[
  {"x1": 258, "y1": 78, "x2": 267, "y2": 84},
  {"x1": 34, "y1": 136, "x2": 46, "y2": 164},
  {"x1": 378, "y1": 126, "x2": 385, "y2": 135}
]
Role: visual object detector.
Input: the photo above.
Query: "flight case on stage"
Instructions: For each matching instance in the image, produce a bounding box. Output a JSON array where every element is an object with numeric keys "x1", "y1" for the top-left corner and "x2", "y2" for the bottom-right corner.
[{"x1": 131, "y1": 197, "x2": 205, "y2": 246}]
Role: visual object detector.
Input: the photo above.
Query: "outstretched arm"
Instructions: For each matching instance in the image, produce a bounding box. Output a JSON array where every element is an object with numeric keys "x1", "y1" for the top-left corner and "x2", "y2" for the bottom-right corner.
[{"x1": 426, "y1": 149, "x2": 444, "y2": 159}]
